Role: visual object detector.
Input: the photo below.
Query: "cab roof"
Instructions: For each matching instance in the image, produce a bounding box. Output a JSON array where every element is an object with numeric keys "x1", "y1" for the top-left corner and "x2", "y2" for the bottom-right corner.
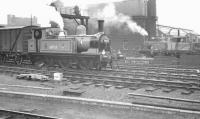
[{"x1": 0, "y1": 25, "x2": 39, "y2": 30}]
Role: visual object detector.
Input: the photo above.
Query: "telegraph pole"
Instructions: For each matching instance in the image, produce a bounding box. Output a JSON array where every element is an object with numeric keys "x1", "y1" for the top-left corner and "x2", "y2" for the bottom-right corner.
[{"x1": 30, "y1": 14, "x2": 32, "y2": 26}]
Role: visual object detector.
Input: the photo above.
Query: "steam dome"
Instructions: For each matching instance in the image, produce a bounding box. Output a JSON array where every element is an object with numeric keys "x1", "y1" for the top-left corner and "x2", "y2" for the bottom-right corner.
[{"x1": 76, "y1": 25, "x2": 86, "y2": 35}]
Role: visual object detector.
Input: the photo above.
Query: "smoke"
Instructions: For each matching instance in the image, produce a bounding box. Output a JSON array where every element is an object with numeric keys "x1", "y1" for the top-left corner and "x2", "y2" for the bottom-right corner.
[
  {"x1": 35, "y1": 6, "x2": 64, "y2": 29},
  {"x1": 92, "y1": 3, "x2": 148, "y2": 36}
]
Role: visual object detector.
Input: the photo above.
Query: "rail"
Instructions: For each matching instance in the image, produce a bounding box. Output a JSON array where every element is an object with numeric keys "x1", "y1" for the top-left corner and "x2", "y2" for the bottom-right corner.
[
  {"x1": 0, "y1": 90, "x2": 200, "y2": 115},
  {"x1": 0, "y1": 108, "x2": 60, "y2": 119}
]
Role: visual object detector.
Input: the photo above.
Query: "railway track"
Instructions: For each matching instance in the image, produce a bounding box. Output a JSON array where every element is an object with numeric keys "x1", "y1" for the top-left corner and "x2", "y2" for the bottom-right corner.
[
  {"x1": 116, "y1": 56, "x2": 200, "y2": 67},
  {"x1": 2, "y1": 61, "x2": 200, "y2": 75},
  {"x1": 0, "y1": 65, "x2": 200, "y2": 115},
  {"x1": 0, "y1": 65, "x2": 200, "y2": 93},
  {"x1": 116, "y1": 64, "x2": 199, "y2": 74},
  {"x1": 119, "y1": 61, "x2": 200, "y2": 67},
  {"x1": 0, "y1": 90, "x2": 200, "y2": 118},
  {"x1": 0, "y1": 108, "x2": 59, "y2": 119},
  {"x1": 0, "y1": 84, "x2": 53, "y2": 90},
  {"x1": 115, "y1": 58, "x2": 200, "y2": 68},
  {"x1": 128, "y1": 93, "x2": 200, "y2": 112},
  {"x1": 108, "y1": 69, "x2": 200, "y2": 83}
]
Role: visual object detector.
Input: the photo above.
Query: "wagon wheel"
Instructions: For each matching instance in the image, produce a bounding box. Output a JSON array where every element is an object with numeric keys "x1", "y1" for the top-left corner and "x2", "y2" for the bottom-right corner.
[{"x1": 14, "y1": 55, "x2": 23, "y2": 65}]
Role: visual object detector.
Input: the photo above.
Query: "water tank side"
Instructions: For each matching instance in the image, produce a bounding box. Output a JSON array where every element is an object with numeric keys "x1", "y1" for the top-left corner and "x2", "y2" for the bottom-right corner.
[
  {"x1": 115, "y1": 0, "x2": 147, "y2": 16},
  {"x1": 147, "y1": 0, "x2": 157, "y2": 17}
]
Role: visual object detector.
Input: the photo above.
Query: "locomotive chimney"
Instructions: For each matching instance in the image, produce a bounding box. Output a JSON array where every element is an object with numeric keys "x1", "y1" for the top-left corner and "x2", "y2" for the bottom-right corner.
[{"x1": 98, "y1": 20, "x2": 104, "y2": 32}]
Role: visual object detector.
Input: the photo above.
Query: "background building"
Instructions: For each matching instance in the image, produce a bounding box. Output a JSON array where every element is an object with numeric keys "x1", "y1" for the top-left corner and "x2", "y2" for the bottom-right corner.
[{"x1": 7, "y1": 14, "x2": 39, "y2": 26}]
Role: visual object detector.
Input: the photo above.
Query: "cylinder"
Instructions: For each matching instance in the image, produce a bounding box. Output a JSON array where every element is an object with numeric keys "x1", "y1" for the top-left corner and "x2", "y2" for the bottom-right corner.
[{"x1": 98, "y1": 20, "x2": 104, "y2": 32}]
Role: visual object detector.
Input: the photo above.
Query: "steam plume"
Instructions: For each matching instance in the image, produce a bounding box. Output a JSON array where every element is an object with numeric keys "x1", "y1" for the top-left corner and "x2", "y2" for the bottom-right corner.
[{"x1": 93, "y1": 3, "x2": 148, "y2": 36}]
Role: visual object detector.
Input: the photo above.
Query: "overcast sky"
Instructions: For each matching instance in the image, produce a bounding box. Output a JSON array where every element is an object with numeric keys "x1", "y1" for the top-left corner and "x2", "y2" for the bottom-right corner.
[
  {"x1": 0, "y1": 0, "x2": 200, "y2": 34},
  {"x1": 157, "y1": 0, "x2": 200, "y2": 34}
]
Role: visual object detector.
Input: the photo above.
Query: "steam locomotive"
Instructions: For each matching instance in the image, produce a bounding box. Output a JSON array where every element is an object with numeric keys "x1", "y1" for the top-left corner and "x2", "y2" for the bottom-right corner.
[{"x1": 0, "y1": 21, "x2": 111, "y2": 70}]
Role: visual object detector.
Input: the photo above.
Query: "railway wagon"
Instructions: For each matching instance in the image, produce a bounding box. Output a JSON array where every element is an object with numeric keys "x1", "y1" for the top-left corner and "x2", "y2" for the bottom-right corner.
[
  {"x1": 140, "y1": 36, "x2": 200, "y2": 56},
  {"x1": 139, "y1": 36, "x2": 200, "y2": 66},
  {"x1": 0, "y1": 26, "x2": 111, "y2": 70},
  {"x1": 0, "y1": 26, "x2": 38, "y2": 64}
]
